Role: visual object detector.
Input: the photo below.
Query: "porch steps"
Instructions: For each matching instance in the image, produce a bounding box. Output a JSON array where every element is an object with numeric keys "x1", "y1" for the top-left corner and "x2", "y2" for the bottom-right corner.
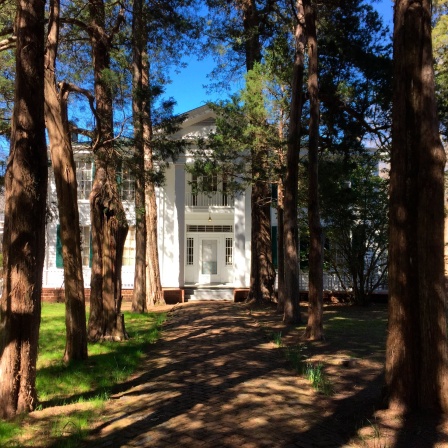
[{"x1": 184, "y1": 288, "x2": 234, "y2": 302}]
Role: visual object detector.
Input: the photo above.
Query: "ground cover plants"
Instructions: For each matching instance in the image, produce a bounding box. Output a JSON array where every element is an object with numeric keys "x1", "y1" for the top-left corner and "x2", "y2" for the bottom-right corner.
[{"x1": 3, "y1": 303, "x2": 166, "y2": 447}]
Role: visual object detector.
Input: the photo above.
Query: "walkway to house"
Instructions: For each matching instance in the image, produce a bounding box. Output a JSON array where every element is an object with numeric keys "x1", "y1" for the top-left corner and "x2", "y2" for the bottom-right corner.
[{"x1": 82, "y1": 301, "x2": 447, "y2": 448}]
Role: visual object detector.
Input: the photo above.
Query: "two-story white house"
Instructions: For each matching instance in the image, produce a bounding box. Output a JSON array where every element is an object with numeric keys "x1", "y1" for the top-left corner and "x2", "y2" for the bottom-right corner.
[{"x1": 42, "y1": 105, "x2": 257, "y2": 301}]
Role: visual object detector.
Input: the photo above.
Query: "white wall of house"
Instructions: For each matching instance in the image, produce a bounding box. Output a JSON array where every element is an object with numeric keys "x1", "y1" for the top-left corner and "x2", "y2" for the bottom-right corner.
[{"x1": 43, "y1": 105, "x2": 253, "y2": 290}]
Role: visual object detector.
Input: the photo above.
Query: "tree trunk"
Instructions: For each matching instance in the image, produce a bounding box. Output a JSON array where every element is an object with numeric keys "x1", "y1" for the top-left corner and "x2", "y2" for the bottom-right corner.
[
  {"x1": 386, "y1": 0, "x2": 448, "y2": 413},
  {"x1": 304, "y1": 0, "x2": 323, "y2": 340},
  {"x1": 131, "y1": 0, "x2": 147, "y2": 313},
  {"x1": 0, "y1": 0, "x2": 47, "y2": 419},
  {"x1": 146, "y1": 181, "x2": 165, "y2": 307},
  {"x1": 87, "y1": 0, "x2": 129, "y2": 341},
  {"x1": 44, "y1": 0, "x2": 88, "y2": 361},
  {"x1": 283, "y1": 0, "x2": 305, "y2": 324},
  {"x1": 240, "y1": 0, "x2": 275, "y2": 303},
  {"x1": 276, "y1": 181, "x2": 285, "y2": 313},
  {"x1": 248, "y1": 179, "x2": 276, "y2": 302}
]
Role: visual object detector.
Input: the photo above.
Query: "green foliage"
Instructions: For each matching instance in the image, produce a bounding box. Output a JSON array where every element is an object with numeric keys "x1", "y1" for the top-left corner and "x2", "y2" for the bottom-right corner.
[
  {"x1": 318, "y1": 150, "x2": 388, "y2": 305},
  {"x1": 190, "y1": 63, "x2": 285, "y2": 195},
  {"x1": 318, "y1": 1, "x2": 392, "y2": 150}
]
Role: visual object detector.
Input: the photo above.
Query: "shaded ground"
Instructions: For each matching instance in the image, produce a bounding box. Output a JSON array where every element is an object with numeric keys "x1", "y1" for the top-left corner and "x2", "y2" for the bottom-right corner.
[{"x1": 14, "y1": 301, "x2": 448, "y2": 447}]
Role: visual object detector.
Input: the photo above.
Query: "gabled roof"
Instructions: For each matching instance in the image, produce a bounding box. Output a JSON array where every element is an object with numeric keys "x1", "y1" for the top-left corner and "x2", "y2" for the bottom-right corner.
[{"x1": 172, "y1": 105, "x2": 216, "y2": 140}]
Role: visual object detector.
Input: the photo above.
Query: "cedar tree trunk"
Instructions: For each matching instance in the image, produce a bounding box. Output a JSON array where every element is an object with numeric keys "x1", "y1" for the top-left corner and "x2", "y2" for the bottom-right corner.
[
  {"x1": 87, "y1": 0, "x2": 129, "y2": 341},
  {"x1": 304, "y1": 0, "x2": 324, "y2": 340},
  {"x1": 386, "y1": 0, "x2": 448, "y2": 413},
  {"x1": 276, "y1": 181, "x2": 285, "y2": 313},
  {"x1": 0, "y1": 0, "x2": 47, "y2": 418},
  {"x1": 283, "y1": 0, "x2": 305, "y2": 324},
  {"x1": 131, "y1": 0, "x2": 147, "y2": 312},
  {"x1": 44, "y1": 0, "x2": 88, "y2": 360}
]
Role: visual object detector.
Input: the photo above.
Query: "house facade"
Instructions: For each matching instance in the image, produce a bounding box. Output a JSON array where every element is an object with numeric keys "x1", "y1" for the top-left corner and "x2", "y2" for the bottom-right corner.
[{"x1": 42, "y1": 105, "x2": 256, "y2": 297}]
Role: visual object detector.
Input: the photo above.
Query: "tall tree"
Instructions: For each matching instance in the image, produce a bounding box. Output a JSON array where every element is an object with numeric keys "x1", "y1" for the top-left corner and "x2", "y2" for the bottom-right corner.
[
  {"x1": 303, "y1": 0, "x2": 323, "y2": 339},
  {"x1": 206, "y1": 0, "x2": 276, "y2": 303},
  {"x1": 87, "y1": 0, "x2": 129, "y2": 341},
  {"x1": 131, "y1": 0, "x2": 165, "y2": 310},
  {"x1": 131, "y1": 0, "x2": 148, "y2": 312},
  {"x1": 283, "y1": 0, "x2": 305, "y2": 323},
  {"x1": 386, "y1": 0, "x2": 448, "y2": 412},
  {"x1": 0, "y1": 0, "x2": 47, "y2": 418},
  {"x1": 241, "y1": 0, "x2": 276, "y2": 302},
  {"x1": 44, "y1": 0, "x2": 88, "y2": 361}
]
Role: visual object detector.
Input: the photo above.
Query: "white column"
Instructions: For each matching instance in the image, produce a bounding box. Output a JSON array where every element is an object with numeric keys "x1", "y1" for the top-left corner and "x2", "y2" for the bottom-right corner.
[
  {"x1": 174, "y1": 163, "x2": 186, "y2": 287},
  {"x1": 233, "y1": 190, "x2": 246, "y2": 287}
]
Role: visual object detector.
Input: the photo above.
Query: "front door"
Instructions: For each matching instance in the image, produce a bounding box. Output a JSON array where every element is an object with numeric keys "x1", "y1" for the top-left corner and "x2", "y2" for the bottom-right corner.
[{"x1": 199, "y1": 238, "x2": 219, "y2": 283}]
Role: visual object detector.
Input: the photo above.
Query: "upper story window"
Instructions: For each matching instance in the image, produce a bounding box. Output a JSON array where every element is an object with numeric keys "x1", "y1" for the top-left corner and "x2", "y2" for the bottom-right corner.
[
  {"x1": 76, "y1": 160, "x2": 93, "y2": 200},
  {"x1": 188, "y1": 173, "x2": 230, "y2": 207}
]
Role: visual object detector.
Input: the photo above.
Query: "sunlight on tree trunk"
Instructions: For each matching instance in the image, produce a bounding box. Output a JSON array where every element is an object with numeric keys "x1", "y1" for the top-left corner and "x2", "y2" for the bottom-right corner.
[
  {"x1": 87, "y1": 0, "x2": 129, "y2": 341},
  {"x1": 44, "y1": 0, "x2": 88, "y2": 361},
  {"x1": 0, "y1": 0, "x2": 47, "y2": 418}
]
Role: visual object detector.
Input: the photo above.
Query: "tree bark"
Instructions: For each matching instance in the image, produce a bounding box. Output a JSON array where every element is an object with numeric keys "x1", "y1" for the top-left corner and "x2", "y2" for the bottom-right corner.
[
  {"x1": 303, "y1": 0, "x2": 324, "y2": 340},
  {"x1": 386, "y1": 0, "x2": 448, "y2": 413},
  {"x1": 87, "y1": 0, "x2": 129, "y2": 341},
  {"x1": 276, "y1": 181, "x2": 285, "y2": 313},
  {"x1": 44, "y1": 0, "x2": 88, "y2": 361},
  {"x1": 145, "y1": 180, "x2": 164, "y2": 307},
  {"x1": 283, "y1": 0, "x2": 305, "y2": 324},
  {"x1": 0, "y1": 0, "x2": 47, "y2": 418},
  {"x1": 131, "y1": 0, "x2": 147, "y2": 313}
]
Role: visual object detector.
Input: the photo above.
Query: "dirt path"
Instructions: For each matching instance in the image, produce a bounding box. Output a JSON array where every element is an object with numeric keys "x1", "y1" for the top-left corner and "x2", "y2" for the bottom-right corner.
[{"x1": 75, "y1": 301, "x2": 448, "y2": 447}]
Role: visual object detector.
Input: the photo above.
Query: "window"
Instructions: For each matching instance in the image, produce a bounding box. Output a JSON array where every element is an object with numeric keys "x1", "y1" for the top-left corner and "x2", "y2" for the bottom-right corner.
[
  {"x1": 191, "y1": 174, "x2": 198, "y2": 206},
  {"x1": 56, "y1": 225, "x2": 91, "y2": 268},
  {"x1": 123, "y1": 226, "x2": 136, "y2": 266},
  {"x1": 186, "y1": 238, "x2": 194, "y2": 265},
  {"x1": 187, "y1": 225, "x2": 233, "y2": 233},
  {"x1": 80, "y1": 226, "x2": 91, "y2": 267},
  {"x1": 222, "y1": 175, "x2": 228, "y2": 206},
  {"x1": 225, "y1": 238, "x2": 233, "y2": 266},
  {"x1": 202, "y1": 174, "x2": 218, "y2": 192},
  {"x1": 117, "y1": 164, "x2": 135, "y2": 201},
  {"x1": 76, "y1": 161, "x2": 93, "y2": 200}
]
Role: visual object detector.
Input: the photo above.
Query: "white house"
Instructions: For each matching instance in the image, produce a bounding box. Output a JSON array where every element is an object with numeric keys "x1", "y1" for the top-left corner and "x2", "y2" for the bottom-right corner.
[{"x1": 42, "y1": 105, "x2": 259, "y2": 301}]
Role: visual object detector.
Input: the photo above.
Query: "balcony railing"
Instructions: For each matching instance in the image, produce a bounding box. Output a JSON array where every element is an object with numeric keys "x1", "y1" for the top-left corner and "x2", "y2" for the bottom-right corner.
[{"x1": 185, "y1": 191, "x2": 232, "y2": 207}]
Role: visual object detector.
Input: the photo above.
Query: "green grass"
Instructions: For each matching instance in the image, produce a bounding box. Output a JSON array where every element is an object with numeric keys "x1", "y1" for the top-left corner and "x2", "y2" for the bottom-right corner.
[
  {"x1": 0, "y1": 420, "x2": 22, "y2": 446},
  {"x1": 2, "y1": 303, "x2": 166, "y2": 447},
  {"x1": 37, "y1": 303, "x2": 166, "y2": 405},
  {"x1": 305, "y1": 362, "x2": 334, "y2": 396}
]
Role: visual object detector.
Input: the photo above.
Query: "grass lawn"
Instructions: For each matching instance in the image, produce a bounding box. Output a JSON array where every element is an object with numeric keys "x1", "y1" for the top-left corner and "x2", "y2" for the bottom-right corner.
[{"x1": 0, "y1": 303, "x2": 167, "y2": 448}]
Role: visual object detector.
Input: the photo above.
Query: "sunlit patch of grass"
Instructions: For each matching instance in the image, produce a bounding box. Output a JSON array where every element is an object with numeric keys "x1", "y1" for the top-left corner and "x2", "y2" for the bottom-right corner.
[{"x1": 36, "y1": 304, "x2": 166, "y2": 406}]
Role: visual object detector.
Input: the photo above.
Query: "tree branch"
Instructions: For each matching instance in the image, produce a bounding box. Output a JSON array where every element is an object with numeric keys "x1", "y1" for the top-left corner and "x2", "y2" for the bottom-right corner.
[
  {"x1": 60, "y1": 17, "x2": 89, "y2": 32},
  {"x1": 59, "y1": 81, "x2": 101, "y2": 150},
  {"x1": 0, "y1": 36, "x2": 16, "y2": 52},
  {"x1": 107, "y1": 3, "x2": 125, "y2": 44}
]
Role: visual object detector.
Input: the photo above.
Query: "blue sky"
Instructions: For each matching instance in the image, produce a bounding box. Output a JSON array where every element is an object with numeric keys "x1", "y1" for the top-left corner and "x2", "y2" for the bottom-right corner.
[{"x1": 166, "y1": 0, "x2": 394, "y2": 115}]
